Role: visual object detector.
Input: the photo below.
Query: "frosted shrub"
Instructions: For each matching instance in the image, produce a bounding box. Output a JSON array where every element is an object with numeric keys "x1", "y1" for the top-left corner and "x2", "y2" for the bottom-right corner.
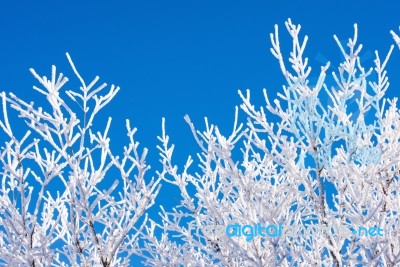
[{"x1": 140, "y1": 20, "x2": 400, "y2": 266}]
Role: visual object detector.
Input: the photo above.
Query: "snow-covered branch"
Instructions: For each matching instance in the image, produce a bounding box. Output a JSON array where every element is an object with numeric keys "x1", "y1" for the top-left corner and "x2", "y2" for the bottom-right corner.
[
  {"x1": 140, "y1": 20, "x2": 400, "y2": 266},
  {"x1": 0, "y1": 54, "x2": 161, "y2": 266}
]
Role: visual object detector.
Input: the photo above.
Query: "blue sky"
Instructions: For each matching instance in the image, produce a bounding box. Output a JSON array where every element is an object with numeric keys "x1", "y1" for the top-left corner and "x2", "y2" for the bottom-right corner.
[
  {"x1": 0, "y1": 0, "x2": 399, "y2": 264},
  {"x1": 1, "y1": 1, "x2": 398, "y2": 153}
]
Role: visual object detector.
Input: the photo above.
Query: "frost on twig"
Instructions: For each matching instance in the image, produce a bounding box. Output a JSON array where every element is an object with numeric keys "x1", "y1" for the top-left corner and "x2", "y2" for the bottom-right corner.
[
  {"x1": 139, "y1": 20, "x2": 400, "y2": 266},
  {"x1": 0, "y1": 53, "x2": 161, "y2": 266},
  {"x1": 391, "y1": 27, "x2": 400, "y2": 49}
]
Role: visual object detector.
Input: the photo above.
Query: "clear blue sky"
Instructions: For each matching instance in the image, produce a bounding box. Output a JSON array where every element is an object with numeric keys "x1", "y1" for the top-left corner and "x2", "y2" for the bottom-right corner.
[
  {"x1": 1, "y1": 1, "x2": 398, "y2": 152},
  {"x1": 0, "y1": 0, "x2": 399, "y2": 264}
]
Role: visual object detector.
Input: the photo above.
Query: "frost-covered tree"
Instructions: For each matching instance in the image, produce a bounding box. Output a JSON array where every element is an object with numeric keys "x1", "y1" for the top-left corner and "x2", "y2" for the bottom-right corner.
[
  {"x1": 139, "y1": 20, "x2": 400, "y2": 266},
  {"x1": 0, "y1": 54, "x2": 161, "y2": 266}
]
